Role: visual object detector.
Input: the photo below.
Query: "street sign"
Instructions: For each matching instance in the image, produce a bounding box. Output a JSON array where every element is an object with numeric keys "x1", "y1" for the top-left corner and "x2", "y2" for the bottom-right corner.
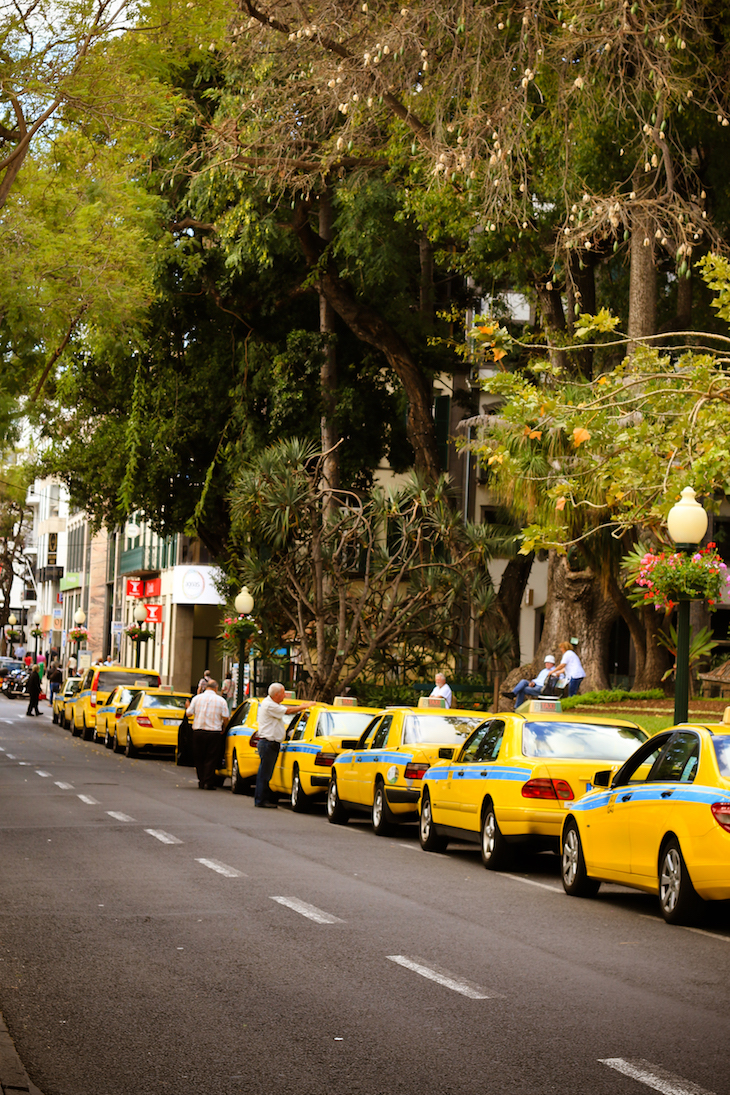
[
  {"x1": 144, "y1": 579, "x2": 161, "y2": 597},
  {"x1": 145, "y1": 604, "x2": 162, "y2": 623},
  {"x1": 126, "y1": 578, "x2": 143, "y2": 598}
]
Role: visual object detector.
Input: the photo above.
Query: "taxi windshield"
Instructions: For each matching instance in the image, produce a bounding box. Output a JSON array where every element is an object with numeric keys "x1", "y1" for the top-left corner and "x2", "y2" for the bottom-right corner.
[
  {"x1": 141, "y1": 694, "x2": 189, "y2": 710},
  {"x1": 713, "y1": 737, "x2": 730, "y2": 777},
  {"x1": 522, "y1": 721, "x2": 646, "y2": 759},
  {"x1": 97, "y1": 670, "x2": 160, "y2": 693},
  {"x1": 317, "y1": 711, "x2": 376, "y2": 736},
  {"x1": 402, "y1": 714, "x2": 484, "y2": 745}
]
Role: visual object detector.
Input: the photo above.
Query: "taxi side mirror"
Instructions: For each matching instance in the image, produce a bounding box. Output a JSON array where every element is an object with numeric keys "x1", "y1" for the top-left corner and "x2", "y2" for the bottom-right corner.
[
  {"x1": 438, "y1": 747, "x2": 455, "y2": 760},
  {"x1": 592, "y1": 769, "x2": 611, "y2": 788},
  {"x1": 341, "y1": 739, "x2": 360, "y2": 749}
]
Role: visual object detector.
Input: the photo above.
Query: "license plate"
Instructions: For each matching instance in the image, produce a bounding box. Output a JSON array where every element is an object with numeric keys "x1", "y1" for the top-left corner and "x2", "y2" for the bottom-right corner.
[{"x1": 163, "y1": 718, "x2": 181, "y2": 725}]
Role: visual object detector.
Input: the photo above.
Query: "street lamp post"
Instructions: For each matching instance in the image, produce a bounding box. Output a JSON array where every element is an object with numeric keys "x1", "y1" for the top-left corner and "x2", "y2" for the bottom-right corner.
[
  {"x1": 32, "y1": 612, "x2": 42, "y2": 664},
  {"x1": 234, "y1": 586, "x2": 254, "y2": 705},
  {"x1": 133, "y1": 603, "x2": 147, "y2": 668},
  {"x1": 667, "y1": 486, "x2": 709, "y2": 725},
  {"x1": 74, "y1": 609, "x2": 86, "y2": 662},
  {"x1": 6, "y1": 614, "x2": 16, "y2": 658}
]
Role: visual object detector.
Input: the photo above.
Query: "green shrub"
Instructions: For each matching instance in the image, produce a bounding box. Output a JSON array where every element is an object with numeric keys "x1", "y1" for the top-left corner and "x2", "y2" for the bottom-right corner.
[{"x1": 562, "y1": 688, "x2": 664, "y2": 710}]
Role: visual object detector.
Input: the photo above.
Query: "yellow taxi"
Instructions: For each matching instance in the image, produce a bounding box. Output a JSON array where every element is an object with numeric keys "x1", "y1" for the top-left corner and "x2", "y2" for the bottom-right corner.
[
  {"x1": 73, "y1": 664, "x2": 161, "y2": 741},
  {"x1": 61, "y1": 681, "x2": 83, "y2": 730},
  {"x1": 268, "y1": 698, "x2": 382, "y2": 811},
  {"x1": 218, "y1": 695, "x2": 302, "y2": 794},
  {"x1": 113, "y1": 687, "x2": 192, "y2": 757},
  {"x1": 561, "y1": 720, "x2": 730, "y2": 924},
  {"x1": 328, "y1": 702, "x2": 486, "y2": 834},
  {"x1": 52, "y1": 677, "x2": 81, "y2": 725},
  {"x1": 96, "y1": 685, "x2": 147, "y2": 749},
  {"x1": 419, "y1": 707, "x2": 646, "y2": 868}
]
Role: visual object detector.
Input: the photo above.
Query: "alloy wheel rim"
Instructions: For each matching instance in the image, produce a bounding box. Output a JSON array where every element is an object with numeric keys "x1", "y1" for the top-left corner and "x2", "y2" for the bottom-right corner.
[
  {"x1": 483, "y1": 813, "x2": 495, "y2": 857},
  {"x1": 660, "y1": 848, "x2": 681, "y2": 911},
  {"x1": 292, "y1": 772, "x2": 300, "y2": 805},
  {"x1": 563, "y1": 829, "x2": 579, "y2": 887},
  {"x1": 327, "y1": 781, "x2": 337, "y2": 816},
  {"x1": 232, "y1": 758, "x2": 239, "y2": 786},
  {"x1": 421, "y1": 798, "x2": 431, "y2": 840},
  {"x1": 373, "y1": 789, "x2": 383, "y2": 826}
]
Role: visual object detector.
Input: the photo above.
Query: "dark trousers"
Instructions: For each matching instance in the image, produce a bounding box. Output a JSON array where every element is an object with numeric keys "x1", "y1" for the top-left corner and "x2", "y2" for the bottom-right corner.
[
  {"x1": 255, "y1": 739, "x2": 280, "y2": 805},
  {"x1": 26, "y1": 695, "x2": 40, "y2": 715},
  {"x1": 192, "y1": 730, "x2": 223, "y2": 787}
]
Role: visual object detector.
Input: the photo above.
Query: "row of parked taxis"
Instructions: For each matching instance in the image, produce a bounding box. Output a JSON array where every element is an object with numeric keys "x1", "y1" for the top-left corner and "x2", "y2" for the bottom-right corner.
[{"x1": 48, "y1": 666, "x2": 730, "y2": 926}]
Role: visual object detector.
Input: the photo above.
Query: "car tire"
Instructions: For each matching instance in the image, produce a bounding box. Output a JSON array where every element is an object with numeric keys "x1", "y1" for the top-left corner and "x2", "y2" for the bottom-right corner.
[
  {"x1": 659, "y1": 837, "x2": 703, "y2": 925},
  {"x1": 71, "y1": 719, "x2": 81, "y2": 738},
  {"x1": 480, "y1": 800, "x2": 511, "y2": 870},
  {"x1": 52, "y1": 709, "x2": 58, "y2": 725},
  {"x1": 112, "y1": 729, "x2": 123, "y2": 754},
  {"x1": 372, "y1": 780, "x2": 392, "y2": 836},
  {"x1": 327, "y1": 777, "x2": 349, "y2": 825},
  {"x1": 82, "y1": 720, "x2": 94, "y2": 742},
  {"x1": 291, "y1": 766, "x2": 309, "y2": 813},
  {"x1": 104, "y1": 727, "x2": 114, "y2": 749},
  {"x1": 419, "y1": 789, "x2": 448, "y2": 853},
  {"x1": 125, "y1": 733, "x2": 138, "y2": 759},
  {"x1": 231, "y1": 752, "x2": 247, "y2": 795},
  {"x1": 561, "y1": 820, "x2": 600, "y2": 898},
  {"x1": 62, "y1": 714, "x2": 69, "y2": 730}
]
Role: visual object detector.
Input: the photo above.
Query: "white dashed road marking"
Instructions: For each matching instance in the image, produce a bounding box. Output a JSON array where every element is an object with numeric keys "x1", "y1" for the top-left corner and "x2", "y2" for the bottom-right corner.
[
  {"x1": 599, "y1": 1058, "x2": 715, "y2": 1095},
  {"x1": 6, "y1": 754, "x2": 16, "y2": 759},
  {"x1": 107, "y1": 811, "x2": 135, "y2": 822},
  {"x1": 145, "y1": 829, "x2": 182, "y2": 845},
  {"x1": 18, "y1": 761, "x2": 30, "y2": 766},
  {"x1": 77, "y1": 794, "x2": 100, "y2": 805},
  {"x1": 496, "y1": 873, "x2": 563, "y2": 893},
  {"x1": 195, "y1": 859, "x2": 245, "y2": 878},
  {"x1": 270, "y1": 897, "x2": 343, "y2": 924},
  {"x1": 54, "y1": 781, "x2": 74, "y2": 790},
  {"x1": 36, "y1": 770, "x2": 52, "y2": 777},
  {"x1": 386, "y1": 956, "x2": 492, "y2": 1000}
]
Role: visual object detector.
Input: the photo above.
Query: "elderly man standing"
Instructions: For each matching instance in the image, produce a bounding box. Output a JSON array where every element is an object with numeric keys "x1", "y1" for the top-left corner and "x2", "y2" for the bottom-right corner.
[
  {"x1": 255, "y1": 683, "x2": 316, "y2": 808},
  {"x1": 430, "y1": 672, "x2": 453, "y2": 708},
  {"x1": 187, "y1": 678, "x2": 230, "y2": 790}
]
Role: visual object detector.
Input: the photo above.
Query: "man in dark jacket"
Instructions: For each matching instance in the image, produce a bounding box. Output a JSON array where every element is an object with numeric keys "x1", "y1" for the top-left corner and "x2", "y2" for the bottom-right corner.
[{"x1": 26, "y1": 668, "x2": 42, "y2": 716}]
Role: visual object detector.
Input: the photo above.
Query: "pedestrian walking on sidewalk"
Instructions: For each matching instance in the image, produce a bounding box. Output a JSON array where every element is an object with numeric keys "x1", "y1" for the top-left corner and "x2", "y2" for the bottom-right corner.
[
  {"x1": 26, "y1": 668, "x2": 41, "y2": 716},
  {"x1": 187, "y1": 679, "x2": 230, "y2": 789}
]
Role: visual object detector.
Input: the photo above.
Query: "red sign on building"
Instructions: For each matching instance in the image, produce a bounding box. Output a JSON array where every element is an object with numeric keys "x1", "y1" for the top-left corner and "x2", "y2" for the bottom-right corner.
[
  {"x1": 144, "y1": 578, "x2": 161, "y2": 597},
  {"x1": 126, "y1": 578, "x2": 143, "y2": 598},
  {"x1": 145, "y1": 604, "x2": 162, "y2": 624}
]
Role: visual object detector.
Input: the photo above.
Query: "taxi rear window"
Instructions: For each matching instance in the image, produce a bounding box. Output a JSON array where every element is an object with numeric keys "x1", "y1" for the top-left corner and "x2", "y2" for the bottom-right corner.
[
  {"x1": 96, "y1": 670, "x2": 160, "y2": 693},
  {"x1": 522, "y1": 721, "x2": 646, "y2": 760},
  {"x1": 141, "y1": 694, "x2": 189, "y2": 709},
  {"x1": 402, "y1": 714, "x2": 484, "y2": 745},
  {"x1": 317, "y1": 711, "x2": 376, "y2": 737},
  {"x1": 713, "y1": 737, "x2": 730, "y2": 777}
]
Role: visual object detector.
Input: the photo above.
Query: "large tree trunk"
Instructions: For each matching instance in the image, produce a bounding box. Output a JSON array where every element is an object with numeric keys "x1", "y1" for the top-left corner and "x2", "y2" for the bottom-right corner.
[
  {"x1": 293, "y1": 202, "x2": 440, "y2": 479},
  {"x1": 318, "y1": 190, "x2": 339, "y2": 499},
  {"x1": 628, "y1": 175, "x2": 657, "y2": 342},
  {"x1": 496, "y1": 552, "x2": 534, "y2": 662}
]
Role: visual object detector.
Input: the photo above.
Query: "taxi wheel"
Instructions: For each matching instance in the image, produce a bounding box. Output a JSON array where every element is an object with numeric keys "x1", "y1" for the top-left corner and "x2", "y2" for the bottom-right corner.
[
  {"x1": 480, "y1": 801, "x2": 511, "y2": 870},
  {"x1": 372, "y1": 780, "x2": 393, "y2": 836},
  {"x1": 52, "y1": 710, "x2": 58, "y2": 725},
  {"x1": 82, "y1": 721, "x2": 94, "y2": 742},
  {"x1": 104, "y1": 727, "x2": 114, "y2": 750},
  {"x1": 112, "y1": 730, "x2": 123, "y2": 754},
  {"x1": 419, "y1": 790, "x2": 448, "y2": 853},
  {"x1": 561, "y1": 821, "x2": 600, "y2": 898},
  {"x1": 71, "y1": 719, "x2": 82, "y2": 738},
  {"x1": 291, "y1": 767, "x2": 309, "y2": 813},
  {"x1": 231, "y1": 753, "x2": 247, "y2": 795},
  {"x1": 327, "y1": 777, "x2": 349, "y2": 825},
  {"x1": 658, "y1": 837, "x2": 702, "y2": 925},
  {"x1": 125, "y1": 733, "x2": 138, "y2": 759}
]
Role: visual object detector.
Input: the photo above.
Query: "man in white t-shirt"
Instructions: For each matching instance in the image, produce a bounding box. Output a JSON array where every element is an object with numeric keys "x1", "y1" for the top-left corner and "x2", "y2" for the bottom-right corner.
[
  {"x1": 430, "y1": 673, "x2": 453, "y2": 709},
  {"x1": 254, "y1": 683, "x2": 315, "y2": 808},
  {"x1": 187, "y1": 679, "x2": 230, "y2": 789}
]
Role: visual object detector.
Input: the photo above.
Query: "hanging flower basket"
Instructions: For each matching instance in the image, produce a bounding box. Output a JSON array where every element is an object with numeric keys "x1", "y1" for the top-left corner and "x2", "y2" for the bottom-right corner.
[
  {"x1": 67, "y1": 626, "x2": 89, "y2": 644},
  {"x1": 633, "y1": 543, "x2": 730, "y2": 611},
  {"x1": 219, "y1": 614, "x2": 258, "y2": 657},
  {"x1": 125, "y1": 625, "x2": 155, "y2": 642},
  {"x1": 5, "y1": 629, "x2": 21, "y2": 641},
  {"x1": 30, "y1": 628, "x2": 44, "y2": 638}
]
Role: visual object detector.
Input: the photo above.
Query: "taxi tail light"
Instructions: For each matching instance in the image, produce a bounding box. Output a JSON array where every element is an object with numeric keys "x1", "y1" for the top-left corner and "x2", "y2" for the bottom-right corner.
[
  {"x1": 249, "y1": 732, "x2": 260, "y2": 749},
  {"x1": 521, "y1": 778, "x2": 574, "y2": 801},
  {"x1": 90, "y1": 693, "x2": 97, "y2": 707},
  {"x1": 135, "y1": 716, "x2": 153, "y2": 728},
  {"x1": 314, "y1": 751, "x2": 337, "y2": 767},
  {"x1": 404, "y1": 761, "x2": 430, "y2": 780},
  {"x1": 116, "y1": 710, "x2": 123, "y2": 718},
  {"x1": 711, "y1": 803, "x2": 730, "y2": 832}
]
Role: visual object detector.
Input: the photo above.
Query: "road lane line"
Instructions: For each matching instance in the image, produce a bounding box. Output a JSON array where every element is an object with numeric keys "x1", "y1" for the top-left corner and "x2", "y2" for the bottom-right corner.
[
  {"x1": 54, "y1": 781, "x2": 74, "y2": 790},
  {"x1": 77, "y1": 794, "x2": 100, "y2": 805},
  {"x1": 195, "y1": 858, "x2": 246, "y2": 878},
  {"x1": 638, "y1": 914, "x2": 730, "y2": 943},
  {"x1": 495, "y1": 873, "x2": 563, "y2": 893},
  {"x1": 18, "y1": 761, "x2": 30, "y2": 766},
  {"x1": 386, "y1": 956, "x2": 491, "y2": 999},
  {"x1": 145, "y1": 829, "x2": 183, "y2": 845},
  {"x1": 6, "y1": 754, "x2": 16, "y2": 759},
  {"x1": 107, "y1": 811, "x2": 135, "y2": 822},
  {"x1": 599, "y1": 1058, "x2": 715, "y2": 1094},
  {"x1": 396, "y1": 843, "x2": 418, "y2": 851},
  {"x1": 35, "y1": 770, "x2": 52, "y2": 777},
  {"x1": 271, "y1": 897, "x2": 343, "y2": 924}
]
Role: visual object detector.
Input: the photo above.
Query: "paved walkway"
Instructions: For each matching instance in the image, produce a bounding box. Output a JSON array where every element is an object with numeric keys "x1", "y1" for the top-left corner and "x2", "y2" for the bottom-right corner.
[{"x1": 0, "y1": 1010, "x2": 43, "y2": 1095}]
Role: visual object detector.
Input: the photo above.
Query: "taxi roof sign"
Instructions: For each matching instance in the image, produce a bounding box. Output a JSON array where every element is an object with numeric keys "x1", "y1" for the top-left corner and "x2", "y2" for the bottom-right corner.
[
  {"x1": 418, "y1": 696, "x2": 446, "y2": 708},
  {"x1": 333, "y1": 695, "x2": 358, "y2": 706},
  {"x1": 282, "y1": 690, "x2": 297, "y2": 700},
  {"x1": 527, "y1": 697, "x2": 562, "y2": 713}
]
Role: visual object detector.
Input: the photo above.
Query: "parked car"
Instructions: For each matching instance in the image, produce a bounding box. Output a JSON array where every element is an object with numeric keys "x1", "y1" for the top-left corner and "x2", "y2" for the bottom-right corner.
[
  {"x1": 561, "y1": 721, "x2": 730, "y2": 924},
  {"x1": 114, "y1": 688, "x2": 192, "y2": 757},
  {"x1": 73, "y1": 664, "x2": 161, "y2": 740},
  {"x1": 96, "y1": 685, "x2": 147, "y2": 747},
  {"x1": 52, "y1": 677, "x2": 81, "y2": 724},
  {"x1": 216, "y1": 695, "x2": 303, "y2": 793}
]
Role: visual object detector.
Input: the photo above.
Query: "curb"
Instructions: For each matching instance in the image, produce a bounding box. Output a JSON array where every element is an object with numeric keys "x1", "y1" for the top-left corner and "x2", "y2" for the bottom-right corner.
[{"x1": 0, "y1": 1012, "x2": 43, "y2": 1095}]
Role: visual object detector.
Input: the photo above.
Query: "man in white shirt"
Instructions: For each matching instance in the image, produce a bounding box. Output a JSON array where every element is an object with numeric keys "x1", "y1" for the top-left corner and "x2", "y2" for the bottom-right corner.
[
  {"x1": 187, "y1": 679, "x2": 230, "y2": 789},
  {"x1": 430, "y1": 673, "x2": 453, "y2": 708},
  {"x1": 507, "y1": 654, "x2": 557, "y2": 708},
  {"x1": 255, "y1": 683, "x2": 315, "y2": 808}
]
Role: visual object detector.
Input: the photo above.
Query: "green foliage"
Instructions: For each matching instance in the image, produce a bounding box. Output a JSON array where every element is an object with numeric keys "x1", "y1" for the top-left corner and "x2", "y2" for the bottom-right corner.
[
  {"x1": 561, "y1": 689, "x2": 665, "y2": 710},
  {"x1": 656, "y1": 624, "x2": 718, "y2": 680}
]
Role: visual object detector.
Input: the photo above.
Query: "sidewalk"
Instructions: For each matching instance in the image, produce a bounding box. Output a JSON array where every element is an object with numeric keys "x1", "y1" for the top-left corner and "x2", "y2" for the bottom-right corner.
[{"x1": 0, "y1": 1011, "x2": 43, "y2": 1095}]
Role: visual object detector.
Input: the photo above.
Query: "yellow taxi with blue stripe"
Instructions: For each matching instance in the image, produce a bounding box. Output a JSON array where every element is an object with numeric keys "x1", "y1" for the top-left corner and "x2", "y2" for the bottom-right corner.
[
  {"x1": 113, "y1": 687, "x2": 192, "y2": 757},
  {"x1": 267, "y1": 698, "x2": 382, "y2": 810},
  {"x1": 96, "y1": 685, "x2": 148, "y2": 748},
  {"x1": 52, "y1": 677, "x2": 81, "y2": 726},
  {"x1": 561, "y1": 719, "x2": 730, "y2": 924},
  {"x1": 327, "y1": 700, "x2": 486, "y2": 834},
  {"x1": 220, "y1": 694, "x2": 302, "y2": 793},
  {"x1": 73, "y1": 664, "x2": 161, "y2": 740},
  {"x1": 419, "y1": 702, "x2": 646, "y2": 868}
]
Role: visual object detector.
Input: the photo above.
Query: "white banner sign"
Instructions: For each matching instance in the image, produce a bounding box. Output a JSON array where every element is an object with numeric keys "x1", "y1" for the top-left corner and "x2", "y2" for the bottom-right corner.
[{"x1": 171, "y1": 566, "x2": 225, "y2": 606}]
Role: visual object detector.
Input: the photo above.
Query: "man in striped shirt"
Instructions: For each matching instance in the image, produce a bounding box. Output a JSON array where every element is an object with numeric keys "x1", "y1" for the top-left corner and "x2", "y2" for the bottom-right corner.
[{"x1": 187, "y1": 679, "x2": 230, "y2": 789}]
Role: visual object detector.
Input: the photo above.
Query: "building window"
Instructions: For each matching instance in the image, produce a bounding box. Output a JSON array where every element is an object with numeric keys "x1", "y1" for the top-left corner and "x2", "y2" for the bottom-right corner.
[{"x1": 47, "y1": 532, "x2": 58, "y2": 566}]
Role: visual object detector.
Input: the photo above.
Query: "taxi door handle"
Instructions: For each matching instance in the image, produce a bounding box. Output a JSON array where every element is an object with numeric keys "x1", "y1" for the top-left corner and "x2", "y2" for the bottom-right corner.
[
  {"x1": 457, "y1": 770, "x2": 465, "y2": 776},
  {"x1": 620, "y1": 793, "x2": 632, "y2": 802},
  {"x1": 661, "y1": 790, "x2": 674, "y2": 799},
  {"x1": 480, "y1": 770, "x2": 488, "y2": 776}
]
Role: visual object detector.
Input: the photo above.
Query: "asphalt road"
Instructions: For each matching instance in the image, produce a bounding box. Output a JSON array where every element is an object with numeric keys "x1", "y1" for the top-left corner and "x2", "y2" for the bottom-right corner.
[{"x1": 1, "y1": 699, "x2": 729, "y2": 1095}]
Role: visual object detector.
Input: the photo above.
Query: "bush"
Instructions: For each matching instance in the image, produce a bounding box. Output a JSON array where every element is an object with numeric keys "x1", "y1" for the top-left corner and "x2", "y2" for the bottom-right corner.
[{"x1": 562, "y1": 688, "x2": 664, "y2": 709}]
